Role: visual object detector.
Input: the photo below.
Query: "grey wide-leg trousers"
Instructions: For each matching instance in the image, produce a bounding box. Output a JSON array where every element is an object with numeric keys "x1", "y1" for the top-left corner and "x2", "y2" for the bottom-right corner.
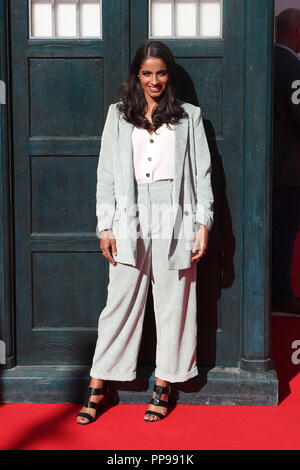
[{"x1": 90, "y1": 179, "x2": 198, "y2": 383}]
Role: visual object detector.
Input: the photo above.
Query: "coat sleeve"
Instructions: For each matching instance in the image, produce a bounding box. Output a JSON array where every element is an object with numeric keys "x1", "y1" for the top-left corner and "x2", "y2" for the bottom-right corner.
[
  {"x1": 192, "y1": 106, "x2": 214, "y2": 232},
  {"x1": 95, "y1": 103, "x2": 117, "y2": 238}
]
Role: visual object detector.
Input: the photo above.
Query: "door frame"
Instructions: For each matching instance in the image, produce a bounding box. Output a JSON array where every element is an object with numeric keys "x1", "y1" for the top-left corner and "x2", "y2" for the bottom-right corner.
[{"x1": 0, "y1": 0, "x2": 15, "y2": 371}]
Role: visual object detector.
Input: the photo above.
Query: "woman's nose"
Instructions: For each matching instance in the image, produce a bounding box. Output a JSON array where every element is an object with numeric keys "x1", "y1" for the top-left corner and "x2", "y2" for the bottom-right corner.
[{"x1": 151, "y1": 75, "x2": 159, "y2": 85}]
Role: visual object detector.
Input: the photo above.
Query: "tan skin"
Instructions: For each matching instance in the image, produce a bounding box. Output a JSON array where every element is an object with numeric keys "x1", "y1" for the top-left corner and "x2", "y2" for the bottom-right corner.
[{"x1": 77, "y1": 56, "x2": 209, "y2": 424}]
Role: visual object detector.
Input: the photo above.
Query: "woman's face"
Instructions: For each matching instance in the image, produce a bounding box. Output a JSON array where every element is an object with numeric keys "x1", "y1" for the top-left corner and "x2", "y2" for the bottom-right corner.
[{"x1": 138, "y1": 56, "x2": 169, "y2": 100}]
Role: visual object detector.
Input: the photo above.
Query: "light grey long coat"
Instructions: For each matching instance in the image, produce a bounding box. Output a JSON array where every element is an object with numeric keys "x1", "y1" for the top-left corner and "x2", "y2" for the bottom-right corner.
[{"x1": 95, "y1": 101, "x2": 214, "y2": 270}]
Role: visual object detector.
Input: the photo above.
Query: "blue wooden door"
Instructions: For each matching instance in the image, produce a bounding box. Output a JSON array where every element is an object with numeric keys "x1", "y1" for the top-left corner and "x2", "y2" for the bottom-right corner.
[{"x1": 10, "y1": 0, "x2": 127, "y2": 365}]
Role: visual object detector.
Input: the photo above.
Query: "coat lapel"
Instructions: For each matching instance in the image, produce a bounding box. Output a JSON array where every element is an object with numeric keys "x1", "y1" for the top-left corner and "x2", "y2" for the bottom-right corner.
[
  {"x1": 172, "y1": 115, "x2": 189, "y2": 208},
  {"x1": 118, "y1": 112, "x2": 189, "y2": 210},
  {"x1": 118, "y1": 119, "x2": 135, "y2": 207}
]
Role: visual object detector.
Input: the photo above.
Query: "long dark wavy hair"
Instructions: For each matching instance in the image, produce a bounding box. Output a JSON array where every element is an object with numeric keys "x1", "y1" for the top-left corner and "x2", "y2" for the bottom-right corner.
[{"x1": 117, "y1": 40, "x2": 185, "y2": 132}]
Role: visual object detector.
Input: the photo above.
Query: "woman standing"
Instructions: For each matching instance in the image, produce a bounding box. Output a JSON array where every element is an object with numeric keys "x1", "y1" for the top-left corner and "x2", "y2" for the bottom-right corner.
[{"x1": 77, "y1": 40, "x2": 214, "y2": 424}]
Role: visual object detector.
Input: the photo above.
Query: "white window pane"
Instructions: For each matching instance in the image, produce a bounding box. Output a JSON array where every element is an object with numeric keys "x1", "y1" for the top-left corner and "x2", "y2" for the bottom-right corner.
[
  {"x1": 31, "y1": 1, "x2": 53, "y2": 37},
  {"x1": 151, "y1": 0, "x2": 173, "y2": 37},
  {"x1": 56, "y1": 1, "x2": 77, "y2": 37},
  {"x1": 80, "y1": 1, "x2": 101, "y2": 37},
  {"x1": 199, "y1": 0, "x2": 222, "y2": 37},
  {"x1": 175, "y1": 0, "x2": 197, "y2": 36}
]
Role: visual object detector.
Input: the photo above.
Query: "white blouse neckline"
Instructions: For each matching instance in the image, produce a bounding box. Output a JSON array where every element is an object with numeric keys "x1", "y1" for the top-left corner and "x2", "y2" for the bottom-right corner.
[{"x1": 135, "y1": 123, "x2": 173, "y2": 136}]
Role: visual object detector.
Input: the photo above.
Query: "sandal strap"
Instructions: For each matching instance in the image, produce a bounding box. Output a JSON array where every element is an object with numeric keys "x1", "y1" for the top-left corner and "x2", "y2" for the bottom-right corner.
[
  {"x1": 83, "y1": 400, "x2": 98, "y2": 409},
  {"x1": 77, "y1": 412, "x2": 95, "y2": 423},
  {"x1": 82, "y1": 383, "x2": 108, "y2": 409},
  {"x1": 154, "y1": 384, "x2": 170, "y2": 394},
  {"x1": 144, "y1": 410, "x2": 164, "y2": 420},
  {"x1": 151, "y1": 397, "x2": 169, "y2": 407},
  {"x1": 152, "y1": 384, "x2": 170, "y2": 406},
  {"x1": 88, "y1": 384, "x2": 107, "y2": 396}
]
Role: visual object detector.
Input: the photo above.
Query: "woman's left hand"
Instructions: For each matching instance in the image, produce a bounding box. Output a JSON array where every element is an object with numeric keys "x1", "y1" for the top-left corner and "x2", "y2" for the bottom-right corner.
[{"x1": 191, "y1": 224, "x2": 209, "y2": 263}]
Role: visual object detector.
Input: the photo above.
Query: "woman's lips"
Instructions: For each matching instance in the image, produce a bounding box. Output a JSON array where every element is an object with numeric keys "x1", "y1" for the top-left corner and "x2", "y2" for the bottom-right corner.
[{"x1": 149, "y1": 86, "x2": 161, "y2": 92}]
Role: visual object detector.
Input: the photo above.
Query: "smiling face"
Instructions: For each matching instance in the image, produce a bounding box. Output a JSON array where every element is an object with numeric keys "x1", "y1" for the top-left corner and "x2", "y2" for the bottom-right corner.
[{"x1": 138, "y1": 56, "x2": 169, "y2": 102}]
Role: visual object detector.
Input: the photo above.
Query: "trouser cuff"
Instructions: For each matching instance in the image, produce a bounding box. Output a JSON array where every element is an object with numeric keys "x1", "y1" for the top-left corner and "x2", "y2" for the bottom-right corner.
[
  {"x1": 90, "y1": 369, "x2": 136, "y2": 381},
  {"x1": 154, "y1": 365, "x2": 198, "y2": 383}
]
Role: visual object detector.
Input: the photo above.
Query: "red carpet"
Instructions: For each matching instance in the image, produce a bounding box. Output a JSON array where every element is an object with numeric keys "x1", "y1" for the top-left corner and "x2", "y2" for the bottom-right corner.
[{"x1": 0, "y1": 236, "x2": 299, "y2": 450}]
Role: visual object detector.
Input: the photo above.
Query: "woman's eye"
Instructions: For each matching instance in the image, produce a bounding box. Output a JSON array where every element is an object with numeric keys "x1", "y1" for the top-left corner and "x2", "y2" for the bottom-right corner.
[{"x1": 141, "y1": 71, "x2": 167, "y2": 76}]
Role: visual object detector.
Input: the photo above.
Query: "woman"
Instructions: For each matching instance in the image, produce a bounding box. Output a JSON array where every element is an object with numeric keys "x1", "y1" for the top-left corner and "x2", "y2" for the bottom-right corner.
[{"x1": 77, "y1": 40, "x2": 214, "y2": 425}]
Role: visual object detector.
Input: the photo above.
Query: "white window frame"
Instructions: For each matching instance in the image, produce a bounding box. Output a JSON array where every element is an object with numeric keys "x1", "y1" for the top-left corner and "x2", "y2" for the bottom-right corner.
[
  {"x1": 148, "y1": 0, "x2": 223, "y2": 39},
  {"x1": 29, "y1": 0, "x2": 102, "y2": 39}
]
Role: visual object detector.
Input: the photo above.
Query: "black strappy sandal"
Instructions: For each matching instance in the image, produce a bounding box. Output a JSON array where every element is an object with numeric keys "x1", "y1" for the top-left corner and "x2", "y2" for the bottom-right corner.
[
  {"x1": 77, "y1": 382, "x2": 109, "y2": 425},
  {"x1": 144, "y1": 383, "x2": 171, "y2": 422}
]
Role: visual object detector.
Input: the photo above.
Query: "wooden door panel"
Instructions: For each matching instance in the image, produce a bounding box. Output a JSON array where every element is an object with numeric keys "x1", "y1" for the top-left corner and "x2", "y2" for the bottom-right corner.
[
  {"x1": 31, "y1": 156, "x2": 97, "y2": 234},
  {"x1": 29, "y1": 58, "x2": 104, "y2": 137}
]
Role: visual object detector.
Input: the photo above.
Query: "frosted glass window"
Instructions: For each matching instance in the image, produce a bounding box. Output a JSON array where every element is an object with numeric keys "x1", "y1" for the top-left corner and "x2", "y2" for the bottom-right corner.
[
  {"x1": 200, "y1": 1, "x2": 221, "y2": 37},
  {"x1": 29, "y1": 0, "x2": 102, "y2": 38},
  {"x1": 56, "y1": 1, "x2": 77, "y2": 37},
  {"x1": 80, "y1": 1, "x2": 101, "y2": 37},
  {"x1": 31, "y1": 1, "x2": 53, "y2": 37},
  {"x1": 175, "y1": 1, "x2": 197, "y2": 36},
  {"x1": 149, "y1": 0, "x2": 222, "y2": 38},
  {"x1": 151, "y1": 0, "x2": 173, "y2": 37}
]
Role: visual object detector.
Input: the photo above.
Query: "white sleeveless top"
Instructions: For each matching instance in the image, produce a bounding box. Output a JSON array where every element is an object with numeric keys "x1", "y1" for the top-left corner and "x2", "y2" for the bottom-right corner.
[{"x1": 132, "y1": 123, "x2": 175, "y2": 182}]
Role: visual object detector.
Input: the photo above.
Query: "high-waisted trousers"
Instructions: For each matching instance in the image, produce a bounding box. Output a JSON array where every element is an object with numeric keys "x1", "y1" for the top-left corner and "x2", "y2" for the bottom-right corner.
[{"x1": 90, "y1": 179, "x2": 198, "y2": 383}]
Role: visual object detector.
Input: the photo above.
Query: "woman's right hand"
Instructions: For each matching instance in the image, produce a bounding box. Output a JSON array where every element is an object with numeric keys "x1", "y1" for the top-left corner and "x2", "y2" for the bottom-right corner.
[{"x1": 100, "y1": 229, "x2": 117, "y2": 266}]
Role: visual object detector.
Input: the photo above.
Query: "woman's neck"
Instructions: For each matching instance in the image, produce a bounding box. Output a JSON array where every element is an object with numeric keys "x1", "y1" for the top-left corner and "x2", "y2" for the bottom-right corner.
[{"x1": 144, "y1": 94, "x2": 160, "y2": 119}]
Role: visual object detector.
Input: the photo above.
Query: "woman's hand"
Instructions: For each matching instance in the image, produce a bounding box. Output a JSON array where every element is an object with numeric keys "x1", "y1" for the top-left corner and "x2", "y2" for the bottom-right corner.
[
  {"x1": 100, "y1": 229, "x2": 117, "y2": 266},
  {"x1": 191, "y1": 224, "x2": 209, "y2": 263}
]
